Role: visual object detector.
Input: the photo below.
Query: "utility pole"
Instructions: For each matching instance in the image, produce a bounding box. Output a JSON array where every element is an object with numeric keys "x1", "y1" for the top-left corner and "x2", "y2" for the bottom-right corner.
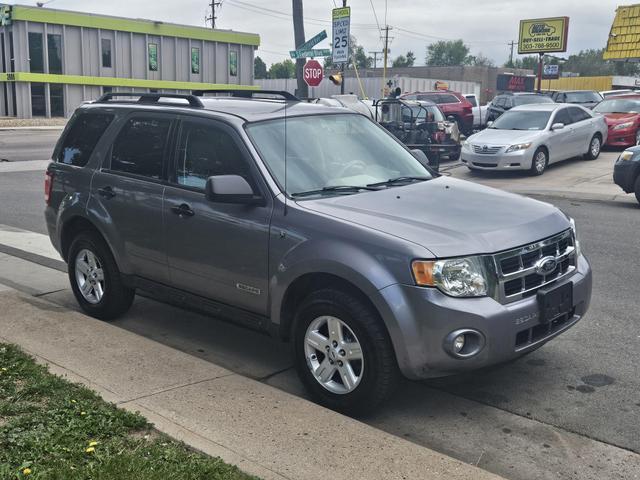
[
  {"x1": 292, "y1": 0, "x2": 308, "y2": 98},
  {"x1": 381, "y1": 25, "x2": 392, "y2": 97},
  {"x1": 205, "y1": 0, "x2": 222, "y2": 29},
  {"x1": 369, "y1": 50, "x2": 382, "y2": 69},
  {"x1": 508, "y1": 40, "x2": 516, "y2": 67},
  {"x1": 340, "y1": 0, "x2": 347, "y2": 95}
]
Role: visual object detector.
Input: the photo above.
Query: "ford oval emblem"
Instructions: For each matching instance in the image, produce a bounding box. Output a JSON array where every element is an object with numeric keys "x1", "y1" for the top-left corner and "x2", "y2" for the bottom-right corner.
[{"x1": 535, "y1": 256, "x2": 558, "y2": 275}]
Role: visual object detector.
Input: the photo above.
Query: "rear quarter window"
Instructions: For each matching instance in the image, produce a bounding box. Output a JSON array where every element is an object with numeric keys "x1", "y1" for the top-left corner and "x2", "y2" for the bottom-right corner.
[{"x1": 56, "y1": 112, "x2": 115, "y2": 167}]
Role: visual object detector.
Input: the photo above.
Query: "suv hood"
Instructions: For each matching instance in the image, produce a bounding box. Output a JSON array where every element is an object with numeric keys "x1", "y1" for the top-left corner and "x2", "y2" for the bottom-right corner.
[
  {"x1": 299, "y1": 177, "x2": 569, "y2": 258},
  {"x1": 469, "y1": 128, "x2": 541, "y2": 145}
]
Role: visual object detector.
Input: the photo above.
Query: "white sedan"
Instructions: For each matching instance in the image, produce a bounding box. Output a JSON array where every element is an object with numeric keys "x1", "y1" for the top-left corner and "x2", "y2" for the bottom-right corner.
[{"x1": 461, "y1": 103, "x2": 608, "y2": 175}]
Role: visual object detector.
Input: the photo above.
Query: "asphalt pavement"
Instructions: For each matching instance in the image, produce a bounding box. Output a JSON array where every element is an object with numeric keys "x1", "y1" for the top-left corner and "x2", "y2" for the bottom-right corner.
[
  {"x1": 0, "y1": 135, "x2": 639, "y2": 480},
  {"x1": 0, "y1": 128, "x2": 61, "y2": 162}
]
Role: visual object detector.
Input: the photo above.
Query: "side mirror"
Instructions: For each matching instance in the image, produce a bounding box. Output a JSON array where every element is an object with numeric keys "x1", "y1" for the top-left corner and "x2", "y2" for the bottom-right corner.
[
  {"x1": 446, "y1": 115, "x2": 456, "y2": 122},
  {"x1": 486, "y1": 121, "x2": 494, "y2": 128},
  {"x1": 551, "y1": 122, "x2": 565, "y2": 131},
  {"x1": 411, "y1": 149, "x2": 434, "y2": 169},
  {"x1": 205, "y1": 175, "x2": 263, "y2": 205}
]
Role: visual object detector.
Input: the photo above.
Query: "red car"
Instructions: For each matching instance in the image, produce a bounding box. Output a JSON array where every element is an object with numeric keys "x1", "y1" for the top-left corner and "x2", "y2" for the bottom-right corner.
[
  {"x1": 593, "y1": 94, "x2": 640, "y2": 147},
  {"x1": 401, "y1": 90, "x2": 474, "y2": 135}
]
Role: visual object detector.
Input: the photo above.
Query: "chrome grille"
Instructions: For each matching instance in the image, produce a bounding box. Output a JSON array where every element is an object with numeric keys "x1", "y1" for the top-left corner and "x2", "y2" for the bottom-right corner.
[
  {"x1": 492, "y1": 230, "x2": 577, "y2": 303},
  {"x1": 472, "y1": 144, "x2": 502, "y2": 154}
]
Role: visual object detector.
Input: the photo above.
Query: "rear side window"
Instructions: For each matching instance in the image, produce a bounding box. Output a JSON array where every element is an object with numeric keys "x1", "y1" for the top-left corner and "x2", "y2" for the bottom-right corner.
[
  {"x1": 57, "y1": 112, "x2": 114, "y2": 167},
  {"x1": 568, "y1": 107, "x2": 591, "y2": 123},
  {"x1": 465, "y1": 96, "x2": 477, "y2": 107},
  {"x1": 553, "y1": 108, "x2": 573, "y2": 126},
  {"x1": 110, "y1": 116, "x2": 172, "y2": 180},
  {"x1": 417, "y1": 93, "x2": 459, "y2": 104}
]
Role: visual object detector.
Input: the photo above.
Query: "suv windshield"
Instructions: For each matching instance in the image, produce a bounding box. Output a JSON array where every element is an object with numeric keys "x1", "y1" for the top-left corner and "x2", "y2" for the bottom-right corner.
[
  {"x1": 246, "y1": 113, "x2": 431, "y2": 197},
  {"x1": 513, "y1": 95, "x2": 554, "y2": 106},
  {"x1": 593, "y1": 98, "x2": 640, "y2": 113},
  {"x1": 491, "y1": 110, "x2": 551, "y2": 130},
  {"x1": 565, "y1": 91, "x2": 602, "y2": 103}
]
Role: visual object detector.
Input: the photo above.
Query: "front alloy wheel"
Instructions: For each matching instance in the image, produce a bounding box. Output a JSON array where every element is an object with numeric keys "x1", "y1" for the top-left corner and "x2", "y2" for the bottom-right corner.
[
  {"x1": 304, "y1": 315, "x2": 364, "y2": 394},
  {"x1": 584, "y1": 135, "x2": 601, "y2": 160},
  {"x1": 530, "y1": 149, "x2": 548, "y2": 176}
]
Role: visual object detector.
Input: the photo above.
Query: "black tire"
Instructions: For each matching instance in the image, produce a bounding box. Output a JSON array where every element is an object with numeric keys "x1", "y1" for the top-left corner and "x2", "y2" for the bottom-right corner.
[
  {"x1": 634, "y1": 174, "x2": 640, "y2": 205},
  {"x1": 68, "y1": 231, "x2": 135, "y2": 320},
  {"x1": 293, "y1": 288, "x2": 399, "y2": 416},
  {"x1": 529, "y1": 148, "x2": 548, "y2": 176},
  {"x1": 584, "y1": 134, "x2": 601, "y2": 160}
]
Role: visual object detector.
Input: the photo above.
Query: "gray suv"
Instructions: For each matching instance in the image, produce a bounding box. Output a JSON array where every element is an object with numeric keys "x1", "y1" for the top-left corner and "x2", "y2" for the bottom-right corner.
[{"x1": 45, "y1": 91, "x2": 592, "y2": 414}]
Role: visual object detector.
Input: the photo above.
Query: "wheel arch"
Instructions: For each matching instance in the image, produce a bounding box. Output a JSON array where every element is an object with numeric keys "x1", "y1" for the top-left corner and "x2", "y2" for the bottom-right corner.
[{"x1": 60, "y1": 216, "x2": 116, "y2": 266}]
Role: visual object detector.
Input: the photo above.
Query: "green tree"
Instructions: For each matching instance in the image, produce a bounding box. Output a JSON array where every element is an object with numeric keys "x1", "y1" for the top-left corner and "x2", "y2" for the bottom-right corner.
[
  {"x1": 324, "y1": 36, "x2": 372, "y2": 70},
  {"x1": 468, "y1": 52, "x2": 495, "y2": 67},
  {"x1": 254, "y1": 56, "x2": 267, "y2": 79},
  {"x1": 425, "y1": 40, "x2": 471, "y2": 66},
  {"x1": 392, "y1": 51, "x2": 416, "y2": 67},
  {"x1": 268, "y1": 59, "x2": 296, "y2": 79}
]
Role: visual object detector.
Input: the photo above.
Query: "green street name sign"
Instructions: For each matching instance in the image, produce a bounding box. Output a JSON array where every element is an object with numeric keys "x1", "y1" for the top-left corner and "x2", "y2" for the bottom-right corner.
[
  {"x1": 296, "y1": 30, "x2": 327, "y2": 52},
  {"x1": 290, "y1": 48, "x2": 331, "y2": 59}
]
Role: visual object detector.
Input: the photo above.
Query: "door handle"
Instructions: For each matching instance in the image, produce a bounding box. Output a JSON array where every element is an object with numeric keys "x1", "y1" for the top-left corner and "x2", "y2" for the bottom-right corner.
[
  {"x1": 171, "y1": 203, "x2": 195, "y2": 217},
  {"x1": 97, "y1": 186, "x2": 116, "y2": 199}
]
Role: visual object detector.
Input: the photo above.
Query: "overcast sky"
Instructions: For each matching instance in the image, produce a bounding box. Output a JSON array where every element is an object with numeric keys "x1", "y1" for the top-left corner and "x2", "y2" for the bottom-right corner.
[{"x1": 9, "y1": 0, "x2": 621, "y2": 67}]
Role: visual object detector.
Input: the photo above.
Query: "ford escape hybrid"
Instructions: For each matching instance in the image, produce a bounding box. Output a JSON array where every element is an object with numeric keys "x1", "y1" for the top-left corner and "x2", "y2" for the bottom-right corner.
[{"x1": 45, "y1": 91, "x2": 592, "y2": 414}]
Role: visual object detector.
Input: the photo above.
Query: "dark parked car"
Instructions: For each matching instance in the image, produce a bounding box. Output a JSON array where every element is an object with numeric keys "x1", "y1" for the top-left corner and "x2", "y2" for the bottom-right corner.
[
  {"x1": 487, "y1": 93, "x2": 555, "y2": 121},
  {"x1": 45, "y1": 91, "x2": 592, "y2": 414},
  {"x1": 613, "y1": 147, "x2": 640, "y2": 204},
  {"x1": 550, "y1": 90, "x2": 603, "y2": 109},
  {"x1": 400, "y1": 90, "x2": 474, "y2": 135}
]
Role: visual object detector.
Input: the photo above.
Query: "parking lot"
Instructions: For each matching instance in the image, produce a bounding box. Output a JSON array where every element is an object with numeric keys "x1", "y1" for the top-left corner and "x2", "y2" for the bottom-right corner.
[{"x1": 0, "y1": 129, "x2": 638, "y2": 480}]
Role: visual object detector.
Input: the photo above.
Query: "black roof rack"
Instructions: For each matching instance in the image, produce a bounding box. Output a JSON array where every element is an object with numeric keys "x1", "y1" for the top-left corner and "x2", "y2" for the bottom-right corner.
[
  {"x1": 192, "y1": 89, "x2": 300, "y2": 101},
  {"x1": 96, "y1": 92, "x2": 204, "y2": 108}
]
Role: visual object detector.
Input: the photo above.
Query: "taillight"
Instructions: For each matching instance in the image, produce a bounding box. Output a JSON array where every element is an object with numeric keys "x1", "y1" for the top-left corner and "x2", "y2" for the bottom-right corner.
[{"x1": 45, "y1": 170, "x2": 54, "y2": 205}]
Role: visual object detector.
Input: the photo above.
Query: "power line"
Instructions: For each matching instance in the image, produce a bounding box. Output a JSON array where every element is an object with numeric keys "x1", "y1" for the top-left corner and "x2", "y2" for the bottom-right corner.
[{"x1": 368, "y1": 0, "x2": 381, "y2": 32}]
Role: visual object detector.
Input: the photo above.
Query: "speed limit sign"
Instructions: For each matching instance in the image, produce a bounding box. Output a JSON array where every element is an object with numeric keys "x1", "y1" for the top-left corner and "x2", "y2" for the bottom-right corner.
[{"x1": 332, "y1": 7, "x2": 350, "y2": 64}]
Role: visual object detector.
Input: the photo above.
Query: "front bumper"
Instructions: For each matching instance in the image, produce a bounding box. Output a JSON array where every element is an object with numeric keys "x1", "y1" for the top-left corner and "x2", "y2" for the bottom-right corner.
[
  {"x1": 605, "y1": 128, "x2": 635, "y2": 147},
  {"x1": 460, "y1": 147, "x2": 534, "y2": 171},
  {"x1": 378, "y1": 254, "x2": 592, "y2": 380},
  {"x1": 613, "y1": 158, "x2": 640, "y2": 193}
]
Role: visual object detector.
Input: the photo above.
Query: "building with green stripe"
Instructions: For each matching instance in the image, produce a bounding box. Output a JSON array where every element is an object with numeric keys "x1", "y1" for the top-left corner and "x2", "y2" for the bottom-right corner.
[{"x1": 0, "y1": 4, "x2": 260, "y2": 118}]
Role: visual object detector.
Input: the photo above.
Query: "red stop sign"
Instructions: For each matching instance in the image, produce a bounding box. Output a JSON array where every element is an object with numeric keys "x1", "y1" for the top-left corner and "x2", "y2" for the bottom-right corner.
[{"x1": 303, "y1": 59, "x2": 323, "y2": 87}]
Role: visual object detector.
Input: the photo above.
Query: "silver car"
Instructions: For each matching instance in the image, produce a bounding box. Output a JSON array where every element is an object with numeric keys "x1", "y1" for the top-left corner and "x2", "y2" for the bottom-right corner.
[{"x1": 461, "y1": 103, "x2": 608, "y2": 175}]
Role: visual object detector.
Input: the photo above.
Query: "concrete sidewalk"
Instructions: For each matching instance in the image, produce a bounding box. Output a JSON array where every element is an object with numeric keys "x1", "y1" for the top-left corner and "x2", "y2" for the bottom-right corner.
[{"x1": 0, "y1": 289, "x2": 504, "y2": 480}]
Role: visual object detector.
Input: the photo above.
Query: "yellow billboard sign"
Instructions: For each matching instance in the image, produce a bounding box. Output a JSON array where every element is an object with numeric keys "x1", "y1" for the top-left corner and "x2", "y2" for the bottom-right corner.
[{"x1": 518, "y1": 17, "x2": 569, "y2": 54}]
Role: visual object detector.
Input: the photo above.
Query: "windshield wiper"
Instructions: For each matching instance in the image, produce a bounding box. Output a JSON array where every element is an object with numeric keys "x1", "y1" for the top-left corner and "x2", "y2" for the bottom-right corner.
[
  {"x1": 291, "y1": 185, "x2": 381, "y2": 198},
  {"x1": 366, "y1": 176, "x2": 430, "y2": 188}
]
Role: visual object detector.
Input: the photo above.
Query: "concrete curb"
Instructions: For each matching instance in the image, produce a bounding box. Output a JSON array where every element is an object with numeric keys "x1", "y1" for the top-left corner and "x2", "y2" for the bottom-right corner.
[{"x1": 0, "y1": 289, "x2": 505, "y2": 480}]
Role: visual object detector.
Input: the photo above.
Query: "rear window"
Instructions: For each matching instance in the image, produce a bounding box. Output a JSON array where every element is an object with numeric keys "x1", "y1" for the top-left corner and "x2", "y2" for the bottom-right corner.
[
  {"x1": 514, "y1": 95, "x2": 554, "y2": 106},
  {"x1": 565, "y1": 91, "x2": 603, "y2": 103},
  {"x1": 56, "y1": 112, "x2": 114, "y2": 167},
  {"x1": 416, "y1": 93, "x2": 459, "y2": 104}
]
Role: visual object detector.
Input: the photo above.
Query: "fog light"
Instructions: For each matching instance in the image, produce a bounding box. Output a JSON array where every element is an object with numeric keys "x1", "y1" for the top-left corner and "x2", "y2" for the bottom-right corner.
[
  {"x1": 453, "y1": 334, "x2": 465, "y2": 353},
  {"x1": 444, "y1": 329, "x2": 485, "y2": 358}
]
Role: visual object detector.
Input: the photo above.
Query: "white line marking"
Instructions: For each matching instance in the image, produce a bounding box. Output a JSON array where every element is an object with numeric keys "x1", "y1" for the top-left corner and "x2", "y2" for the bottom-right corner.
[{"x1": 0, "y1": 224, "x2": 62, "y2": 261}]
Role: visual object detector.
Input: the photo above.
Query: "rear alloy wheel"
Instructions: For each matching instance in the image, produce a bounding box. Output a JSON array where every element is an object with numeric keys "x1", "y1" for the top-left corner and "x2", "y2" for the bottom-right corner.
[
  {"x1": 68, "y1": 231, "x2": 135, "y2": 320},
  {"x1": 584, "y1": 135, "x2": 601, "y2": 160},
  {"x1": 529, "y1": 148, "x2": 548, "y2": 176},
  {"x1": 294, "y1": 288, "x2": 399, "y2": 415}
]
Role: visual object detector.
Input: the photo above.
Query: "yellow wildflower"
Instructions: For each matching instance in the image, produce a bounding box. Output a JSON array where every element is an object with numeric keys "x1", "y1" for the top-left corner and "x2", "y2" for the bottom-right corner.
[
  {"x1": 71, "y1": 399, "x2": 77, "y2": 404},
  {"x1": 85, "y1": 447, "x2": 95, "y2": 453},
  {"x1": 80, "y1": 411, "x2": 86, "y2": 416},
  {"x1": 88, "y1": 441, "x2": 98, "y2": 447},
  {"x1": 22, "y1": 468, "x2": 32, "y2": 475},
  {"x1": 1, "y1": 367, "x2": 7, "y2": 371}
]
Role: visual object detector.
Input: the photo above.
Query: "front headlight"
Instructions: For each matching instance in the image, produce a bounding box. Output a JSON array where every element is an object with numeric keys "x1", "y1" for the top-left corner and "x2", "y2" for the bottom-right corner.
[
  {"x1": 461, "y1": 140, "x2": 471, "y2": 150},
  {"x1": 612, "y1": 121, "x2": 634, "y2": 130},
  {"x1": 412, "y1": 257, "x2": 488, "y2": 297},
  {"x1": 569, "y1": 217, "x2": 581, "y2": 257},
  {"x1": 505, "y1": 142, "x2": 532, "y2": 153},
  {"x1": 619, "y1": 150, "x2": 634, "y2": 161}
]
